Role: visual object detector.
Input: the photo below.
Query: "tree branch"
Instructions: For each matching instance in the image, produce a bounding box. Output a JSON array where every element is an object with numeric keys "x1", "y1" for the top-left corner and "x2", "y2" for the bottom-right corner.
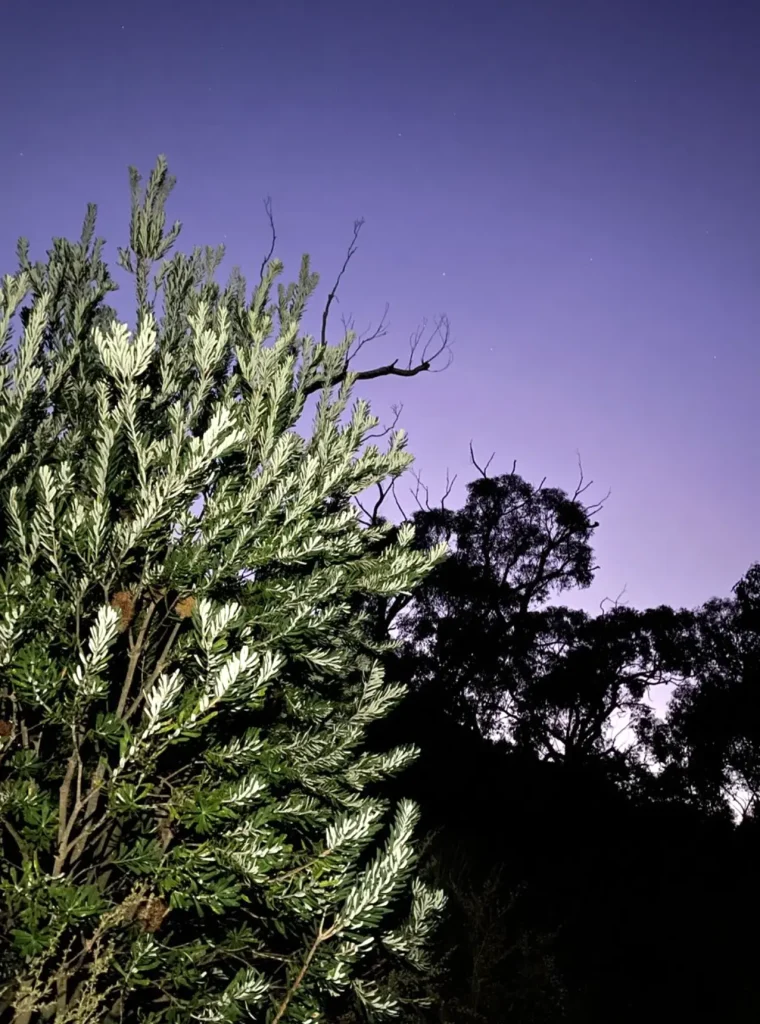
[
  {"x1": 409, "y1": 467, "x2": 456, "y2": 515},
  {"x1": 116, "y1": 599, "x2": 157, "y2": 717},
  {"x1": 124, "y1": 618, "x2": 183, "y2": 723},
  {"x1": 258, "y1": 197, "x2": 276, "y2": 284},
  {"x1": 321, "y1": 220, "x2": 364, "y2": 347},
  {"x1": 469, "y1": 442, "x2": 496, "y2": 480},
  {"x1": 271, "y1": 919, "x2": 331, "y2": 1024},
  {"x1": 310, "y1": 219, "x2": 451, "y2": 395}
]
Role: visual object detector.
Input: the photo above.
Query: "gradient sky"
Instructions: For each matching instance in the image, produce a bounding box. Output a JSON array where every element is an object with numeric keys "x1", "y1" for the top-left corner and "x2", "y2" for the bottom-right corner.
[{"x1": 2, "y1": 0, "x2": 759, "y2": 617}]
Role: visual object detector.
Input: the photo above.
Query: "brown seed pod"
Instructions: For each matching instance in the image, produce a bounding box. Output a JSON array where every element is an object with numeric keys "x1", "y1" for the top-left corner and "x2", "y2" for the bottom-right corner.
[
  {"x1": 136, "y1": 896, "x2": 169, "y2": 934},
  {"x1": 0, "y1": 720, "x2": 13, "y2": 738},
  {"x1": 175, "y1": 595, "x2": 196, "y2": 619},
  {"x1": 110, "y1": 590, "x2": 136, "y2": 632}
]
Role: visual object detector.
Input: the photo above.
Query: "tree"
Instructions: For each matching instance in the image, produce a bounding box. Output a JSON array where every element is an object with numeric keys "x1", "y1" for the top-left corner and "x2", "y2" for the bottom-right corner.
[
  {"x1": 0, "y1": 157, "x2": 449, "y2": 1023},
  {"x1": 506, "y1": 601, "x2": 694, "y2": 769},
  {"x1": 373, "y1": 464, "x2": 749, "y2": 1021},
  {"x1": 394, "y1": 460, "x2": 604, "y2": 734},
  {"x1": 648, "y1": 563, "x2": 760, "y2": 820}
]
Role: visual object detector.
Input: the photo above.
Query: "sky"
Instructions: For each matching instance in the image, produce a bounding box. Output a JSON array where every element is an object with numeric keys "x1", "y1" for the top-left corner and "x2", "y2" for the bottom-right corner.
[{"x1": 2, "y1": 0, "x2": 759, "y2": 617}]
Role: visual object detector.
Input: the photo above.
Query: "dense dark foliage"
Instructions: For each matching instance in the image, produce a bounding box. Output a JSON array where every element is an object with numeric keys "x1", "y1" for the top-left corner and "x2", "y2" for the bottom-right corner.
[{"x1": 365, "y1": 467, "x2": 760, "y2": 1022}]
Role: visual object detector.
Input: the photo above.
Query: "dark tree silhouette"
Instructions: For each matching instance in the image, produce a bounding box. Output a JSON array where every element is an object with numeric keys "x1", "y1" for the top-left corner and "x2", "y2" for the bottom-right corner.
[
  {"x1": 364, "y1": 468, "x2": 760, "y2": 1024},
  {"x1": 647, "y1": 562, "x2": 760, "y2": 820},
  {"x1": 394, "y1": 463, "x2": 605, "y2": 733}
]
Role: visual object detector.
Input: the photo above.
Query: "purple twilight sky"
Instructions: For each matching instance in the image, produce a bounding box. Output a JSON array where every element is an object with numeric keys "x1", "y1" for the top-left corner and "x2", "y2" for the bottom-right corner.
[{"x1": 2, "y1": 0, "x2": 759, "y2": 617}]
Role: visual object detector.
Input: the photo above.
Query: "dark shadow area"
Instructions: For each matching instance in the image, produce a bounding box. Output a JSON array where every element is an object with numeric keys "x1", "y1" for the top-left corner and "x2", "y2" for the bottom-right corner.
[{"x1": 361, "y1": 463, "x2": 760, "y2": 1022}]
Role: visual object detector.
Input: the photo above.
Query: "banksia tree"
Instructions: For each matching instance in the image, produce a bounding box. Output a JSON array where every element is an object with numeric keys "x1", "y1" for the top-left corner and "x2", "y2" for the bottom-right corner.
[{"x1": 0, "y1": 157, "x2": 447, "y2": 1023}]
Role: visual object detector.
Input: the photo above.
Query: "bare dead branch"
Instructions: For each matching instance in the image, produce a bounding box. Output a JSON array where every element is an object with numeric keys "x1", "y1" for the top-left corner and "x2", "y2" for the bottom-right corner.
[
  {"x1": 355, "y1": 481, "x2": 394, "y2": 527},
  {"x1": 469, "y1": 442, "x2": 495, "y2": 479},
  {"x1": 407, "y1": 467, "x2": 456, "y2": 515},
  {"x1": 574, "y1": 449, "x2": 610, "y2": 520},
  {"x1": 573, "y1": 450, "x2": 593, "y2": 500},
  {"x1": 353, "y1": 457, "x2": 423, "y2": 539},
  {"x1": 365, "y1": 403, "x2": 403, "y2": 442},
  {"x1": 441, "y1": 468, "x2": 457, "y2": 510},
  {"x1": 321, "y1": 219, "x2": 364, "y2": 347},
  {"x1": 304, "y1": 350, "x2": 448, "y2": 397},
  {"x1": 345, "y1": 303, "x2": 391, "y2": 363},
  {"x1": 408, "y1": 315, "x2": 453, "y2": 372},
  {"x1": 370, "y1": 482, "x2": 392, "y2": 523},
  {"x1": 304, "y1": 218, "x2": 452, "y2": 396},
  {"x1": 352, "y1": 406, "x2": 409, "y2": 523},
  {"x1": 600, "y1": 585, "x2": 630, "y2": 617},
  {"x1": 353, "y1": 494, "x2": 374, "y2": 524},
  {"x1": 258, "y1": 197, "x2": 276, "y2": 284},
  {"x1": 358, "y1": 479, "x2": 409, "y2": 531},
  {"x1": 410, "y1": 470, "x2": 431, "y2": 514},
  {"x1": 390, "y1": 477, "x2": 411, "y2": 522}
]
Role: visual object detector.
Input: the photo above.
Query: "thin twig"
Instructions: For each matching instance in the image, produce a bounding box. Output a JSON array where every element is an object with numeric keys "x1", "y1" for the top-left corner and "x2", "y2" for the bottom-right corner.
[
  {"x1": 116, "y1": 600, "x2": 157, "y2": 717},
  {"x1": 321, "y1": 220, "x2": 364, "y2": 347},
  {"x1": 271, "y1": 918, "x2": 332, "y2": 1024},
  {"x1": 258, "y1": 197, "x2": 276, "y2": 284},
  {"x1": 124, "y1": 619, "x2": 183, "y2": 722},
  {"x1": 469, "y1": 442, "x2": 495, "y2": 479}
]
